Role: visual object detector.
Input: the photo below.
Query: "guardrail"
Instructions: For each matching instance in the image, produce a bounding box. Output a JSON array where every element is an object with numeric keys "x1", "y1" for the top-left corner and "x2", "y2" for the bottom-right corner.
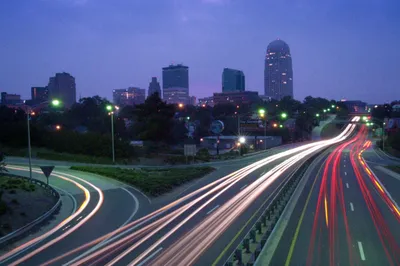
[
  {"x1": 0, "y1": 173, "x2": 61, "y2": 248},
  {"x1": 223, "y1": 151, "x2": 324, "y2": 266}
]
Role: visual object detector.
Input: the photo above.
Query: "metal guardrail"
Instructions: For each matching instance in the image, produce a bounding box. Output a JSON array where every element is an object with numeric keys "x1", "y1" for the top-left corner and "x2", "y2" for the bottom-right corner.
[
  {"x1": 0, "y1": 173, "x2": 61, "y2": 248},
  {"x1": 223, "y1": 151, "x2": 324, "y2": 266}
]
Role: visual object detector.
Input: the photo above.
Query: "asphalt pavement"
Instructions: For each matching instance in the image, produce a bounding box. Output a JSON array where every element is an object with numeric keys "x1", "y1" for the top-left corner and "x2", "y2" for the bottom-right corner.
[{"x1": 269, "y1": 127, "x2": 400, "y2": 266}]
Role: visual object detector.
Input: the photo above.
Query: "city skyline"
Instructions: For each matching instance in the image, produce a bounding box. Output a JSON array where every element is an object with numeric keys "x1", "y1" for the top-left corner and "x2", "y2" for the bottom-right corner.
[{"x1": 1, "y1": 0, "x2": 399, "y2": 103}]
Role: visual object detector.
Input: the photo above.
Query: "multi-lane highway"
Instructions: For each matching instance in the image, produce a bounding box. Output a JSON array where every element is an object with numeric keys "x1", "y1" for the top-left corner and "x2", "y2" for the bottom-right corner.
[
  {"x1": 0, "y1": 120, "x2": 357, "y2": 266},
  {"x1": 270, "y1": 124, "x2": 400, "y2": 266},
  {"x1": 5, "y1": 117, "x2": 393, "y2": 266}
]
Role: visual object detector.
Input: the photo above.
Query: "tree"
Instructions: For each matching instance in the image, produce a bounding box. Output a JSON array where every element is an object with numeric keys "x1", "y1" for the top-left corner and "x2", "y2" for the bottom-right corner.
[
  {"x1": 133, "y1": 93, "x2": 176, "y2": 143},
  {"x1": 0, "y1": 152, "x2": 6, "y2": 173}
]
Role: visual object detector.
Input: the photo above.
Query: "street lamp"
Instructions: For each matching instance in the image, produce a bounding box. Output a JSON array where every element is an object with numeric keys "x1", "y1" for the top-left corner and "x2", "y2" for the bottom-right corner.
[
  {"x1": 239, "y1": 136, "x2": 246, "y2": 144},
  {"x1": 178, "y1": 103, "x2": 184, "y2": 109},
  {"x1": 258, "y1": 109, "x2": 267, "y2": 150},
  {"x1": 331, "y1": 104, "x2": 335, "y2": 108},
  {"x1": 280, "y1": 113, "x2": 288, "y2": 119},
  {"x1": 51, "y1": 99, "x2": 61, "y2": 107},
  {"x1": 323, "y1": 109, "x2": 327, "y2": 113},
  {"x1": 106, "y1": 105, "x2": 116, "y2": 163},
  {"x1": 316, "y1": 113, "x2": 320, "y2": 117}
]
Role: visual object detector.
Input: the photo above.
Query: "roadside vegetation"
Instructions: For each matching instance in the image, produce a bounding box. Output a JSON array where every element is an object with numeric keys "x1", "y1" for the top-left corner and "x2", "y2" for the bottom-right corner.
[
  {"x1": 320, "y1": 122, "x2": 343, "y2": 139},
  {"x1": 70, "y1": 166, "x2": 215, "y2": 196}
]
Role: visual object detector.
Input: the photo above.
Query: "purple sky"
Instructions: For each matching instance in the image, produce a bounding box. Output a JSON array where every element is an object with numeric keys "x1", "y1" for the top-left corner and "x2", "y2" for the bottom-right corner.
[{"x1": 1, "y1": 0, "x2": 399, "y2": 103}]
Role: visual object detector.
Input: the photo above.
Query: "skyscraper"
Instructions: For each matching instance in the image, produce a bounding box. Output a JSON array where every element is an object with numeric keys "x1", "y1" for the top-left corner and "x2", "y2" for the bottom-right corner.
[
  {"x1": 148, "y1": 77, "x2": 161, "y2": 98},
  {"x1": 162, "y1": 64, "x2": 189, "y2": 104},
  {"x1": 47, "y1": 72, "x2": 76, "y2": 108},
  {"x1": 264, "y1": 39, "x2": 293, "y2": 100},
  {"x1": 222, "y1": 68, "x2": 245, "y2": 92}
]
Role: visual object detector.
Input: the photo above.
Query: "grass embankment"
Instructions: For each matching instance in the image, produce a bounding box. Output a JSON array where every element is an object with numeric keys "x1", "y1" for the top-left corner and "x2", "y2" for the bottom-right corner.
[
  {"x1": 320, "y1": 123, "x2": 343, "y2": 139},
  {"x1": 0, "y1": 175, "x2": 56, "y2": 236},
  {"x1": 70, "y1": 166, "x2": 215, "y2": 196}
]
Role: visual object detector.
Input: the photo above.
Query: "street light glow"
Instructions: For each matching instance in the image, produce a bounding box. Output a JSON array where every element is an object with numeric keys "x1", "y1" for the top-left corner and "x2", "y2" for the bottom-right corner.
[
  {"x1": 106, "y1": 105, "x2": 113, "y2": 111},
  {"x1": 239, "y1": 137, "x2": 246, "y2": 143},
  {"x1": 279, "y1": 124, "x2": 283, "y2": 128},
  {"x1": 178, "y1": 103, "x2": 184, "y2": 108},
  {"x1": 281, "y1": 113, "x2": 288, "y2": 119},
  {"x1": 51, "y1": 99, "x2": 60, "y2": 106},
  {"x1": 316, "y1": 113, "x2": 320, "y2": 117},
  {"x1": 331, "y1": 105, "x2": 335, "y2": 108},
  {"x1": 323, "y1": 109, "x2": 326, "y2": 113}
]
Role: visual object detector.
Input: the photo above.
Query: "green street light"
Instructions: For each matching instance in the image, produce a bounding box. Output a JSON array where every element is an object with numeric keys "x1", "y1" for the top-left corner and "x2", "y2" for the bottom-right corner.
[
  {"x1": 280, "y1": 113, "x2": 288, "y2": 119},
  {"x1": 323, "y1": 109, "x2": 327, "y2": 113},
  {"x1": 106, "y1": 105, "x2": 113, "y2": 111},
  {"x1": 258, "y1": 109, "x2": 266, "y2": 118},
  {"x1": 279, "y1": 124, "x2": 283, "y2": 128},
  {"x1": 327, "y1": 108, "x2": 331, "y2": 112},
  {"x1": 316, "y1": 113, "x2": 320, "y2": 117},
  {"x1": 362, "y1": 116, "x2": 368, "y2": 121},
  {"x1": 51, "y1": 99, "x2": 61, "y2": 106},
  {"x1": 331, "y1": 105, "x2": 335, "y2": 108}
]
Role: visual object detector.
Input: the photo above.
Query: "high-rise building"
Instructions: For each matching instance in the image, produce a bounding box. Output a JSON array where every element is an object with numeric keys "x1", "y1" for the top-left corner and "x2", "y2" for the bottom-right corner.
[
  {"x1": 213, "y1": 91, "x2": 260, "y2": 106},
  {"x1": 264, "y1": 39, "x2": 293, "y2": 100},
  {"x1": 113, "y1": 87, "x2": 146, "y2": 107},
  {"x1": 47, "y1": 72, "x2": 76, "y2": 108},
  {"x1": 31, "y1": 87, "x2": 49, "y2": 104},
  {"x1": 148, "y1": 77, "x2": 161, "y2": 98},
  {"x1": 162, "y1": 64, "x2": 189, "y2": 104},
  {"x1": 222, "y1": 68, "x2": 245, "y2": 92}
]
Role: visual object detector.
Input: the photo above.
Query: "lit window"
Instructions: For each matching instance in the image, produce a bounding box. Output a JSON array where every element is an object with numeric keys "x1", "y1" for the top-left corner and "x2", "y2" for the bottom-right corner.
[
  {"x1": 269, "y1": 63, "x2": 273, "y2": 66},
  {"x1": 269, "y1": 52, "x2": 275, "y2": 55},
  {"x1": 282, "y1": 73, "x2": 286, "y2": 75},
  {"x1": 283, "y1": 81, "x2": 287, "y2": 84}
]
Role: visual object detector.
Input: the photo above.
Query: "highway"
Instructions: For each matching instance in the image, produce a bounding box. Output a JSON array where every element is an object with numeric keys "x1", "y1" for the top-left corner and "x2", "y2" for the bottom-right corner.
[
  {"x1": 0, "y1": 166, "x2": 147, "y2": 265},
  {"x1": 270, "y1": 124, "x2": 400, "y2": 266},
  {"x1": 0, "y1": 121, "x2": 354, "y2": 265},
  {"x1": 0, "y1": 118, "x2": 361, "y2": 266}
]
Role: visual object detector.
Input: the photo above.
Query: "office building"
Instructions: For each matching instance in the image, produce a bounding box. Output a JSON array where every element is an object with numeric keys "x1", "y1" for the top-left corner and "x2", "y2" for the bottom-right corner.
[
  {"x1": 198, "y1": 96, "x2": 214, "y2": 107},
  {"x1": 47, "y1": 72, "x2": 76, "y2": 108},
  {"x1": 1, "y1": 92, "x2": 22, "y2": 105},
  {"x1": 31, "y1": 86, "x2": 49, "y2": 104},
  {"x1": 264, "y1": 39, "x2": 293, "y2": 100},
  {"x1": 213, "y1": 91, "x2": 260, "y2": 106},
  {"x1": 162, "y1": 64, "x2": 189, "y2": 104},
  {"x1": 148, "y1": 77, "x2": 161, "y2": 98},
  {"x1": 113, "y1": 87, "x2": 146, "y2": 107},
  {"x1": 189, "y1": 96, "x2": 196, "y2": 106},
  {"x1": 222, "y1": 68, "x2": 245, "y2": 92}
]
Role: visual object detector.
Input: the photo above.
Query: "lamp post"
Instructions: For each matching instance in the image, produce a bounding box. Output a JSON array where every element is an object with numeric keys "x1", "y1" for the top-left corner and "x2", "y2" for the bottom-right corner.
[
  {"x1": 106, "y1": 105, "x2": 115, "y2": 163},
  {"x1": 258, "y1": 109, "x2": 267, "y2": 150},
  {"x1": 26, "y1": 112, "x2": 33, "y2": 180}
]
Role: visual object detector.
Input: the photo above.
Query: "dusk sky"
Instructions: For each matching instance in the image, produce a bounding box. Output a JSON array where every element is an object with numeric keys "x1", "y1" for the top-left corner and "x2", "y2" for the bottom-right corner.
[{"x1": 1, "y1": 0, "x2": 399, "y2": 103}]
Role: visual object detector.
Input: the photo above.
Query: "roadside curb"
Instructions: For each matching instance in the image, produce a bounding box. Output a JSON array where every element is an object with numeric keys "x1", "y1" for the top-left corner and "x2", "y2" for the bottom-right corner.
[{"x1": 0, "y1": 173, "x2": 61, "y2": 248}]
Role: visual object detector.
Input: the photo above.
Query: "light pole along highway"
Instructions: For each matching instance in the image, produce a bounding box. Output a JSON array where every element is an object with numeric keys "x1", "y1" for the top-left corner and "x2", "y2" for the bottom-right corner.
[
  {"x1": 106, "y1": 104, "x2": 119, "y2": 163},
  {"x1": 26, "y1": 99, "x2": 61, "y2": 179}
]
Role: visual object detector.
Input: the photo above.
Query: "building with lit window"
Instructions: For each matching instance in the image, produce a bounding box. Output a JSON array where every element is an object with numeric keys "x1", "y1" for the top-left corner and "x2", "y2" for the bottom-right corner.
[
  {"x1": 222, "y1": 68, "x2": 245, "y2": 92},
  {"x1": 47, "y1": 72, "x2": 76, "y2": 108},
  {"x1": 198, "y1": 96, "x2": 214, "y2": 107},
  {"x1": 113, "y1": 87, "x2": 146, "y2": 107},
  {"x1": 213, "y1": 91, "x2": 260, "y2": 106},
  {"x1": 31, "y1": 86, "x2": 49, "y2": 104},
  {"x1": 148, "y1": 77, "x2": 161, "y2": 98},
  {"x1": 162, "y1": 64, "x2": 189, "y2": 104},
  {"x1": 264, "y1": 39, "x2": 293, "y2": 100},
  {"x1": 1, "y1": 92, "x2": 22, "y2": 105}
]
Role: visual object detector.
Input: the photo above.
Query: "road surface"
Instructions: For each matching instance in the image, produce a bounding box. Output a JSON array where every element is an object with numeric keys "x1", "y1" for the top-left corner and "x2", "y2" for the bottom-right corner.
[{"x1": 269, "y1": 125, "x2": 400, "y2": 266}]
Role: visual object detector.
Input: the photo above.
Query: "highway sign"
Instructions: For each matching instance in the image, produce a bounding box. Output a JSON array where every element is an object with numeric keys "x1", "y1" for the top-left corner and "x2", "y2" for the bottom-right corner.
[
  {"x1": 40, "y1": 166, "x2": 54, "y2": 185},
  {"x1": 210, "y1": 120, "x2": 224, "y2": 135}
]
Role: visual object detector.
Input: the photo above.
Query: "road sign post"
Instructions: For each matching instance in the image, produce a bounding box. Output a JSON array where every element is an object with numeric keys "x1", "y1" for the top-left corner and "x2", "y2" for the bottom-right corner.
[
  {"x1": 210, "y1": 120, "x2": 224, "y2": 156},
  {"x1": 40, "y1": 166, "x2": 55, "y2": 186},
  {"x1": 184, "y1": 144, "x2": 196, "y2": 164}
]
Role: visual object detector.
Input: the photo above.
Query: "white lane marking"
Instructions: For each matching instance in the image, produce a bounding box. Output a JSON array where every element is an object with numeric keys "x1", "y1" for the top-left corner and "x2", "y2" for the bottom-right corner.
[
  {"x1": 206, "y1": 205, "x2": 220, "y2": 215},
  {"x1": 240, "y1": 184, "x2": 248, "y2": 190},
  {"x1": 76, "y1": 216, "x2": 83, "y2": 222},
  {"x1": 137, "y1": 247, "x2": 163, "y2": 266},
  {"x1": 358, "y1": 241, "x2": 366, "y2": 261},
  {"x1": 345, "y1": 172, "x2": 347, "y2": 176},
  {"x1": 62, "y1": 225, "x2": 71, "y2": 231},
  {"x1": 261, "y1": 171, "x2": 266, "y2": 177},
  {"x1": 346, "y1": 183, "x2": 349, "y2": 189},
  {"x1": 350, "y1": 202, "x2": 354, "y2": 211},
  {"x1": 344, "y1": 165, "x2": 346, "y2": 168}
]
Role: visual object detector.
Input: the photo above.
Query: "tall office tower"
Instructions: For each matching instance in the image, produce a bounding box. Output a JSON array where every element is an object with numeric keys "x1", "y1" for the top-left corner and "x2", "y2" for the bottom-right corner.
[
  {"x1": 47, "y1": 72, "x2": 76, "y2": 108},
  {"x1": 31, "y1": 87, "x2": 49, "y2": 104},
  {"x1": 222, "y1": 68, "x2": 245, "y2": 92},
  {"x1": 162, "y1": 64, "x2": 189, "y2": 104},
  {"x1": 148, "y1": 77, "x2": 161, "y2": 98},
  {"x1": 264, "y1": 39, "x2": 293, "y2": 100}
]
